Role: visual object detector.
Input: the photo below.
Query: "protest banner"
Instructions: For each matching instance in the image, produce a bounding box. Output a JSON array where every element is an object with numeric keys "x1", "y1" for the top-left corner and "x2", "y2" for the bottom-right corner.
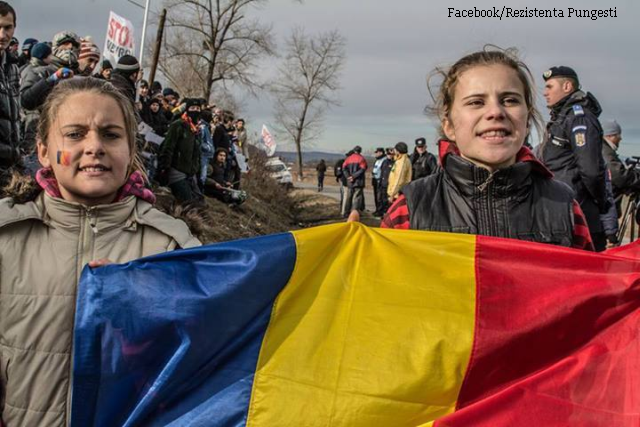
[
  {"x1": 261, "y1": 124, "x2": 277, "y2": 157},
  {"x1": 103, "y1": 11, "x2": 136, "y2": 65}
]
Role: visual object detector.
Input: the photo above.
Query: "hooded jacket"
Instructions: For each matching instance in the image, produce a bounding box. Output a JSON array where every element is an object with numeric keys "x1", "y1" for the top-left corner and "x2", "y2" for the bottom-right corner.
[{"x1": 0, "y1": 191, "x2": 200, "y2": 426}]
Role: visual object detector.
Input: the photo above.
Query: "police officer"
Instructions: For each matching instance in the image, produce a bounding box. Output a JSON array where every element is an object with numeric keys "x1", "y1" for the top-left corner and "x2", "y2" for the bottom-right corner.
[
  {"x1": 541, "y1": 66, "x2": 609, "y2": 251},
  {"x1": 410, "y1": 137, "x2": 438, "y2": 180}
]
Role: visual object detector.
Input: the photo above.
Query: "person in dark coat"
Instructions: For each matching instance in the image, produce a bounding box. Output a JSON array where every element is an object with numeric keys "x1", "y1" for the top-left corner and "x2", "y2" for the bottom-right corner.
[
  {"x1": 204, "y1": 148, "x2": 232, "y2": 202},
  {"x1": 110, "y1": 54, "x2": 141, "y2": 107},
  {"x1": 20, "y1": 31, "x2": 79, "y2": 114},
  {"x1": 141, "y1": 97, "x2": 169, "y2": 137},
  {"x1": 316, "y1": 159, "x2": 327, "y2": 191},
  {"x1": 376, "y1": 147, "x2": 395, "y2": 216},
  {"x1": 17, "y1": 37, "x2": 37, "y2": 70},
  {"x1": 372, "y1": 147, "x2": 385, "y2": 214},
  {"x1": 600, "y1": 119, "x2": 640, "y2": 203},
  {"x1": 540, "y1": 66, "x2": 609, "y2": 251},
  {"x1": 156, "y1": 98, "x2": 202, "y2": 203},
  {"x1": 0, "y1": 2, "x2": 22, "y2": 176},
  {"x1": 342, "y1": 146, "x2": 368, "y2": 216},
  {"x1": 94, "y1": 59, "x2": 113, "y2": 80},
  {"x1": 410, "y1": 137, "x2": 438, "y2": 180}
]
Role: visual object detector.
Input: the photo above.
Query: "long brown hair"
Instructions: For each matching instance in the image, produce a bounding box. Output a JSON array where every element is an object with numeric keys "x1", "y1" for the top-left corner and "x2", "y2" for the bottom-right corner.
[{"x1": 426, "y1": 46, "x2": 543, "y2": 145}]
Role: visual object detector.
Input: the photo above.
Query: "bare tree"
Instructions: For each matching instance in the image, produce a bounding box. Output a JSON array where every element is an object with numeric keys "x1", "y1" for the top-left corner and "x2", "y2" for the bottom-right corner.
[
  {"x1": 158, "y1": 0, "x2": 276, "y2": 100},
  {"x1": 271, "y1": 28, "x2": 346, "y2": 179}
]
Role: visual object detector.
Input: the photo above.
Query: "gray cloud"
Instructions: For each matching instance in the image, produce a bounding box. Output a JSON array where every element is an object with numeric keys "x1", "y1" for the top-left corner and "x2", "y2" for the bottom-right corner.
[{"x1": 15, "y1": 0, "x2": 640, "y2": 153}]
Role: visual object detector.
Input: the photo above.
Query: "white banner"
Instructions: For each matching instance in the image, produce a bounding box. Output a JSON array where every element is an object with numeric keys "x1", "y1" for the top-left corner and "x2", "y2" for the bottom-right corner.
[
  {"x1": 261, "y1": 124, "x2": 277, "y2": 157},
  {"x1": 103, "y1": 11, "x2": 136, "y2": 65}
]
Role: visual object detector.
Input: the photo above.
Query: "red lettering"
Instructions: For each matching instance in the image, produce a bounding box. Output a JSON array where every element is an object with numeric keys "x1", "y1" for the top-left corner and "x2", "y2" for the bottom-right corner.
[
  {"x1": 119, "y1": 26, "x2": 129, "y2": 46},
  {"x1": 108, "y1": 18, "x2": 117, "y2": 38}
]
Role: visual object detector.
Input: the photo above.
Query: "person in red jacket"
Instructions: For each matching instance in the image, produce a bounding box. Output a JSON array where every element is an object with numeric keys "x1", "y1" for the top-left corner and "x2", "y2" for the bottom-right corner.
[{"x1": 342, "y1": 145, "x2": 368, "y2": 217}]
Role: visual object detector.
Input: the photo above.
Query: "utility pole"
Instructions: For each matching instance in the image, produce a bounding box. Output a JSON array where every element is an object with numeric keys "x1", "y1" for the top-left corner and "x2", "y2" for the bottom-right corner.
[
  {"x1": 148, "y1": 8, "x2": 167, "y2": 85},
  {"x1": 139, "y1": 0, "x2": 152, "y2": 66}
]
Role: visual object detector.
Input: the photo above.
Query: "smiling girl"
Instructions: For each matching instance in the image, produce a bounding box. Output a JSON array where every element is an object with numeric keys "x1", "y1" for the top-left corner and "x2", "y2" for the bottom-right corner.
[
  {"x1": 0, "y1": 78, "x2": 200, "y2": 426},
  {"x1": 382, "y1": 48, "x2": 593, "y2": 250}
]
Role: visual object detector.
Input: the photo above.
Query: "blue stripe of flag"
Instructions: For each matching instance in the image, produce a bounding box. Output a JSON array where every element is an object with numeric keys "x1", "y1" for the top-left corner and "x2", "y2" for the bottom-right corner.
[{"x1": 70, "y1": 232, "x2": 297, "y2": 427}]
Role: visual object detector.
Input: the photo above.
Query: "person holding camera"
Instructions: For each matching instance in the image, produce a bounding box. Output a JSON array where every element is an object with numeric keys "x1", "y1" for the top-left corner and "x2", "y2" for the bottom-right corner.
[{"x1": 601, "y1": 119, "x2": 640, "y2": 211}]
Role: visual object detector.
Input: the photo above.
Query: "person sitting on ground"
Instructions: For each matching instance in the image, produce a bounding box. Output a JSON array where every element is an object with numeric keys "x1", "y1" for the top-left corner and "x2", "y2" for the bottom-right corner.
[
  {"x1": 156, "y1": 98, "x2": 203, "y2": 203},
  {"x1": 0, "y1": 77, "x2": 200, "y2": 427},
  {"x1": 382, "y1": 48, "x2": 593, "y2": 250},
  {"x1": 387, "y1": 141, "x2": 412, "y2": 203},
  {"x1": 204, "y1": 148, "x2": 247, "y2": 205}
]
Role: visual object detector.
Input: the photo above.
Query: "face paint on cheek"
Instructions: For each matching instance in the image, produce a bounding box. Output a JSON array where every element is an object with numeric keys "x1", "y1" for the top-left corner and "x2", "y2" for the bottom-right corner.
[{"x1": 57, "y1": 150, "x2": 71, "y2": 166}]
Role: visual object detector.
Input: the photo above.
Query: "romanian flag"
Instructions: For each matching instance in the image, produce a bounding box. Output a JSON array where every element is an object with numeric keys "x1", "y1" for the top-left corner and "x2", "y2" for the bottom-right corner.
[{"x1": 70, "y1": 223, "x2": 640, "y2": 426}]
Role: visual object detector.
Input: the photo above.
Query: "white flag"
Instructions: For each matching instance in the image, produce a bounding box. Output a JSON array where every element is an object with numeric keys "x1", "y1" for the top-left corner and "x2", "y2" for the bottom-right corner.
[
  {"x1": 261, "y1": 125, "x2": 277, "y2": 157},
  {"x1": 103, "y1": 11, "x2": 136, "y2": 66}
]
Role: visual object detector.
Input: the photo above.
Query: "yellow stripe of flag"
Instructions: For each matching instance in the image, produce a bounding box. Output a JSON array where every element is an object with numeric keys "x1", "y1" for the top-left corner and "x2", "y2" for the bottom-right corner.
[{"x1": 247, "y1": 223, "x2": 477, "y2": 426}]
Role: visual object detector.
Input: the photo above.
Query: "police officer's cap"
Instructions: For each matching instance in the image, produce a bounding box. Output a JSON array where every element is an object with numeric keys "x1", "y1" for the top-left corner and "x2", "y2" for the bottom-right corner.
[{"x1": 542, "y1": 66, "x2": 579, "y2": 85}]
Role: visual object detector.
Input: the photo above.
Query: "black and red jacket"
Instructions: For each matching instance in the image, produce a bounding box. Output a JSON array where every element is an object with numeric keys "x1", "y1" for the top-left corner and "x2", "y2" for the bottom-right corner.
[
  {"x1": 382, "y1": 140, "x2": 593, "y2": 251},
  {"x1": 342, "y1": 153, "x2": 368, "y2": 188}
]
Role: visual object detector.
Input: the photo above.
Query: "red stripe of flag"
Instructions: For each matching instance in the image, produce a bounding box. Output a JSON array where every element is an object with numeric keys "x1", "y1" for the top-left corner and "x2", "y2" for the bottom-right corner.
[{"x1": 436, "y1": 237, "x2": 640, "y2": 426}]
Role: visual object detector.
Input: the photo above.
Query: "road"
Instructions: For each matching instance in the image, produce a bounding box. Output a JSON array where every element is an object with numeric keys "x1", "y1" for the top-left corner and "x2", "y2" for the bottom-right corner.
[{"x1": 295, "y1": 182, "x2": 377, "y2": 213}]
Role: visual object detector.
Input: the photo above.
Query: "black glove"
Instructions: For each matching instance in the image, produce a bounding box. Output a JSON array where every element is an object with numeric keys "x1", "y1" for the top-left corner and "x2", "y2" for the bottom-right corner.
[{"x1": 606, "y1": 233, "x2": 619, "y2": 245}]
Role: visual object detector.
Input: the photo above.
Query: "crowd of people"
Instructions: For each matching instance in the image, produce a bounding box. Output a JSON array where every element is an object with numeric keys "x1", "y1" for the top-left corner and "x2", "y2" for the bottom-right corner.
[{"x1": 3, "y1": 10, "x2": 251, "y2": 208}]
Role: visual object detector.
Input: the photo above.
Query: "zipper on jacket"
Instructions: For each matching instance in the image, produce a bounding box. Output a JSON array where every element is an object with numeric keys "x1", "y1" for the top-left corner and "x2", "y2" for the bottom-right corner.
[
  {"x1": 67, "y1": 207, "x2": 99, "y2": 425},
  {"x1": 477, "y1": 171, "x2": 500, "y2": 236}
]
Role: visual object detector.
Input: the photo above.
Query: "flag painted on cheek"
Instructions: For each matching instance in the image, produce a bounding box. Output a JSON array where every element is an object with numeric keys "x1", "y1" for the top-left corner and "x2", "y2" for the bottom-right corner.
[{"x1": 70, "y1": 223, "x2": 640, "y2": 426}]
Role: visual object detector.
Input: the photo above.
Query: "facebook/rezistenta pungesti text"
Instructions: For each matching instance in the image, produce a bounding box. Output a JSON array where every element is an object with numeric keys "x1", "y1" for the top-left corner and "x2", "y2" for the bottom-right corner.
[{"x1": 447, "y1": 7, "x2": 617, "y2": 20}]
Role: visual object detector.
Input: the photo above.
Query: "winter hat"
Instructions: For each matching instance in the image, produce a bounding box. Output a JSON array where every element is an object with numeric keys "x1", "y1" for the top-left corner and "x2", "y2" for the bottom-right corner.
[
  {"x1": 52, "y1": 31, "x2": 80, "y2": 49},
  {"x1": 30, "y1": 42, "x2": 52, "y2": 60},
  {"x1": 601, "y1": 119, "x2": 621, "y2": 136},
  {"x1": 139, "y1": 79, "x2": 149, "y2": 88},
  {"x1": 79, "y1": 38, "x2": 100, "y2": 61},
  {"x1": 395, "y1": 142, "x2": 408, "y2": 154},
  {"x1": 9, "y1": 37, "x2": 18, "y2": 47},
  {"x1": 151, "y1": 80, "x2": 162, "y2": 94},
  {"x1": 163, "y1": 88, "x2": 176, "y2": 97},
  {"x1": 353, "y1": 145, "x2": 362, "y2": 154},
  {"x1": 101, "y1": 59, "x2": 113, "y2": 71},
  {"x1": 149, "y1": 97, "x2": 161, "y2": 107},
  {"x1": 115, "y1": 54, "x2": 141, "y2": 74},
  {"x1": 22, "y1": 38, "x2": 38, "y2": 52},
  {"x1": 184, "y1": 98, "x2": 201, "y2": 109}
]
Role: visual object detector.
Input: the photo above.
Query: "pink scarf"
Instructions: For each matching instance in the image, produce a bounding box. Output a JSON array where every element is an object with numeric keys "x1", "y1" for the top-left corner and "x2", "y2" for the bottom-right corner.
[{"x1": 35, "y1": 168, "x2": 157, "y2": 204}]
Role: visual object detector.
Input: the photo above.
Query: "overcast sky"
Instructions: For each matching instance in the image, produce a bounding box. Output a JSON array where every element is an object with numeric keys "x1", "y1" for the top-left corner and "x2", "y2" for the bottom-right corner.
[{"x1": 16, "y1": 0, "x2": 640, "y2": 155}]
